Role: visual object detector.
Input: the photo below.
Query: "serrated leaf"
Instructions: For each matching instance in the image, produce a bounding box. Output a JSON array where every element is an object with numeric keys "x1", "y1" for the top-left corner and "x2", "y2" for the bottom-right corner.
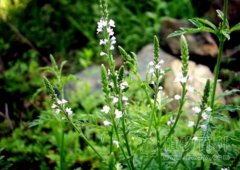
[
  {"x1": 213, "y1": 113, "x2": 230, "y2": 123},
  {"x1": 191, "y1": 18, "x2": 217, "y2": 30},
  {"x1": 168, "y1": 28, "x2": 200, "y2": 37},
  {"x1": 216, "y1": 105, "x2": 240, "y2": 112},
  {"x1": 230, "y1": 23, "x2": 240, "y2": 33},
  {"x1": 222, "y1": 30, "x2": 230, "y2": 40},
  {"x1": 216, "y1": 89, "x2": 240, "y2": 100},
  {"x1": 168, "y1": 27, "x2": 215, "y2": 38},
  {"x1": 216, "y1": 9, "x2": 224, "y2": 21},
  {"x1": 189, "y1": 18, "x2": 204, "y2": 28}
]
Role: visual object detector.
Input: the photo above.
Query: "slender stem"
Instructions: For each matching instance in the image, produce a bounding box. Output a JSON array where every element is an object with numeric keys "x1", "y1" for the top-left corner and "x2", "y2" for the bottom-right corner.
[
  {"x1": 210, "y1": 0, "x2": 227, "y2": 108},
  {"x1": 152, "y1": 77, "x2": 162, "y2": 169},
  {"x1": 60, "y1": 123, "x2": 65, "y2": 170},
  {"x1": 111, "y1": 114, "x2": 133, "y2": 170},
  {"x1": 121, "y1": 113, "x2": 134, "y2": 169},
  {"x1": 210, "y1": 37, "x2": 224, "y2": 108},
  {"x1": 62, "y1": 111, "x2": 103, "y2": 160},
  {"x1": 160, "y1": 84, "x2": 187, "y2": 148},
  {"x1": 174, "y1": 109, "x2": 204, "y2": 169},
  {"x1": 108, "y1": 63, "x2": 134, "y2": 170},
  {"x1": 223, "y1": 0, "x2": 228, "y2": 27}
]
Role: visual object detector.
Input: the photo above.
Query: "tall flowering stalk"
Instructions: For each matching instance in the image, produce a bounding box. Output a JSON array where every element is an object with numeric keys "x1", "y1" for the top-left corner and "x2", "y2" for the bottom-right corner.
[
  {"x1": 43, "y1": 57, "x2": 103, "y2": 166},
  {"x1": 174, "y1": 80, "x2": 211, "y2": 169},
  {"x1": 160, "y1": 35, "x2": 189, "y2": 148},
  {"x1": 98, "y1": 0, "x2": 134, "y2": 169}
]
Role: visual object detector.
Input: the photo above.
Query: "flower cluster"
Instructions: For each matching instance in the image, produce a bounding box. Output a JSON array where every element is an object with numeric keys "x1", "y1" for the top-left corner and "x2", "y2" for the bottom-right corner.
[
  {"x1": 97, "y1": 18, "x2": 116, "y2": 56},
  {"x1": 167, "y1": 116, "x2": 175, "y2": 126},
  {"x1": 51, "y1": 98, "x2": 73, "y2": 116},
  {"x1": 174, "y1": 73, "x2": 189, "y2": 84},
  {"x1": 101, "y1": 104, "x2": 125, "y2": 121},
  {"x1": 187, "y1": 105, "x2": 212, "y2": 141},
  {"x1": 148, "y1": 60, "x2": 165, "y2": 76}
]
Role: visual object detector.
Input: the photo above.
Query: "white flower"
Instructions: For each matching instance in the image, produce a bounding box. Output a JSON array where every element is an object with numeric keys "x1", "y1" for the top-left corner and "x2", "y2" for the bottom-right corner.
[
  {"x1": 99, "y1": 39, "x2": 108, "y2": 45},
  {"x1": 155, "y1": 64, "x2": 161, "y2": 69},
  {"x1": 158, "y1": 86, "x2": 163, "y2": 90},
  {"x1": 55, "y1": 109, "x2": 61, "y2": 114},
  {"x1": 174, "y1": 94, "x2": 181, "y2": 100},
  {"x1": 110, "y1": 45, "x2": 114, "y2": 50},
  {"x1": 97, "y1": 19, "x2": 107, "y2": 33},
  {"x1": 101, "y1": 105, "x2": 110, "y2": 114},
  {"x1": 120, "y1": 81, "x2": 128, "y2": 90},
  {"x1": 51, "y1": 104, "x2": 57, "y2": 109},
  {"x1": 115, "y1": 162, "x2": 123, "y2": 170},
  {"x1": 221, "y1": 168, "x2": 229, "y2": 170},
  {"x1": 192, "y1": 106, "x2": 201, "y2": 113},
  {"x1": 148, "y1": 61, "x2": 154, "y2": 66},
  {"x1": 107, "y1": 27, "x2": 114, "y2": 36},
  {"x1": 109, "y1": 82, "x2": 114, "y2": 88},
  {"x1": 66, "y1": 107, "x2": 73, "y2": 116},
  {"x1": 186, "y1": 85, "x2": 194, "y2": 93},
  {"x1": 112, "y1": 97, "x2": 119, "y2": 104},
  {"x1": 57, "y1": 99, "x2": 68, "y2": 105},
  {"x1": 111, "y1": 36, "x2": 116, "y2": 44},
  {"x1": 202, "y1": 112, "x2": 209, "y2": 120},
  {"x1": 115, "y1": 109, "x2": 122, "y2": 119},
  {"x1": 174, "y1": 74, "x2": 188, "y2": 83},
  {"x1": 109, "y1": 19, "x2": 115, "y2": 27},
  {"x1": 113, "y1": 140, "x2": 120, "y2": 148},
  {"x1": 159, "y1": 59, "x2": 164, "y2": 64},
  {"x1": 103, "y1": 120, "x2": 112, "y2": 126},
  {"x1": 167, "y1": 116, "x2": 175, "y2": 126},
  {"x1": 200, "y1": 124, "x2": 207, "y2": 129},
  {"x1": 160, "y1": 70, "x2": 165, "y2": 74},
  {"x1": 100, "y1": 51, "x2": 106, "y2": 56},
  {"x1": 188, "y1": 121, "x2": 195, "y2": 127},
  {"x1": 122, "y1": 96, "x2": 128, "y2": 102},
  {"x1": 149, "y1": 68, "x2": 155, "y2": 74},
  {"x1": 205, "y1": 107, "x2": 212, "y2": 112},
  {"x1": 167, "y1": 120, "x2": 173, "y2": 126},
  {"x1": 192, "y1": 136, "x2": 198, "y2": 141}
]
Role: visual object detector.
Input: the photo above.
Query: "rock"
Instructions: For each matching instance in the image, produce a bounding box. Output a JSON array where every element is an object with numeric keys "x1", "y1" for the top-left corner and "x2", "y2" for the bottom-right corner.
[
  {"x1": 64, "y1": 65, "x2": 102, "y2": 102},
  {"x1": 159, "y1": 18, "x2": 218, "y2": 58}
]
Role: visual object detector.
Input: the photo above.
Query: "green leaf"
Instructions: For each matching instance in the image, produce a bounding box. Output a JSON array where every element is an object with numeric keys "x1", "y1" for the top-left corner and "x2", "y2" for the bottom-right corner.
[
  {"x1": 216, "y1": 9, "x2": 224, "y2": 21},
  {"x1": 190, "y1": 18, "x2": 217, "y2": 30},
  {"x1": 168, "y1": 28, "x2": 200, "y2": 37},
  {"x1": 216, "y1": 89, "x2": 240, "y2": 100},
  {"x1": 118, "y1": 46, "x2": 130, "y2": 61},
  {"x1": 212, "y1": 113, "x2": 230, "y2": 123},
  {"x1": 216, "y1": 105, "x2": 240, "y2": 112},
  {"x1": 189, "y1": 18, "x2": 203, "y2": 28},
  {"x1": 230, "y1": 23, "x2": 240, "y2": 33},
  {"x1": 168, "y1": 27, "x2": 215, "y2": 38},
  {"x1": 222, "y1": 30, "x2": 230, "y2": 40}
]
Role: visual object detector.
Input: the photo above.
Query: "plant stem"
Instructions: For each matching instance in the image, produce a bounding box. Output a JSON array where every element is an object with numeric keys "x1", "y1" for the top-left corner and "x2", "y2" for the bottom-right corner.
[
  {"x1": 210, "y1": 0, "x2": 228, "y2": 108},
  {"x1": 210, "y1": 36, "x2": 224, "y2": 108},
  {"x1": 107, "y1": 57, "x2": 134, "y2": 170},
  {"x1": 111, "y1": 113, "x2": 133, "y2": 170},
  {"x1": 174, "y1": 109, "x2": 204, "y2": 169},
  {"x1": 60, "y1": 123, "x2": 65, "y2": 170},
  {"x1": 160, "y1": 83, "x2": 187, "y2": 148},
  {"x1": 152, "y1": 77, "x2": 162, "y2": 170},
  {"x1": 63, "y1": 112, "x2": 103, "y2": 160}
]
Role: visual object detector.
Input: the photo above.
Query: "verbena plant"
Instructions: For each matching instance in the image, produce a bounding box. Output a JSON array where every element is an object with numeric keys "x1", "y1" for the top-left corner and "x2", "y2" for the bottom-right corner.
[{"x1": 43, "y1": 0, "x2": 240, "y2": 169}]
